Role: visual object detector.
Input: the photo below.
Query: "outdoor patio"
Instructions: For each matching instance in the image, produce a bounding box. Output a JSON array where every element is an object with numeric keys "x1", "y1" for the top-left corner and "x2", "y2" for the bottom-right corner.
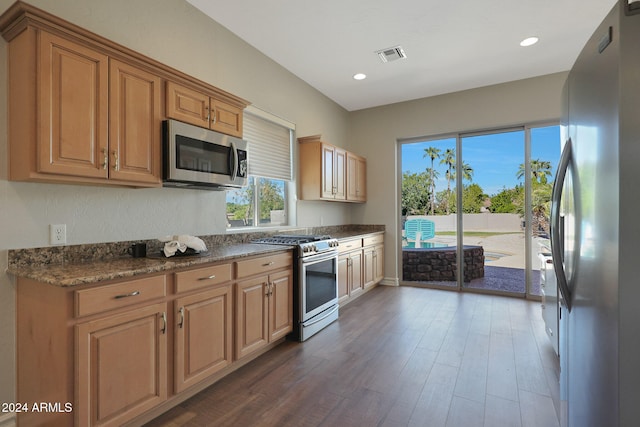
[{"x1": 402, "y1": 216, "x2": 547, "y2": 297}]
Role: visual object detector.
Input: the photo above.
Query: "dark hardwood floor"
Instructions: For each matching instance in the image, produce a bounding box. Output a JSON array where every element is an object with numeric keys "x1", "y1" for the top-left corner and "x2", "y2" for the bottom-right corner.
[{"x1": 144, "y1": 285, "x2": 560, "y2": 427}]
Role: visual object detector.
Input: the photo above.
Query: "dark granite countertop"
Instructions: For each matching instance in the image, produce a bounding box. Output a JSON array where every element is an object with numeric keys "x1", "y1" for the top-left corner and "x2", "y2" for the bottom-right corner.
[
  {"x1": 7, "y1": 244, "x2": 290, "y2": 287},
  {"x1": 6, "y1": 225, "x2": 384, "y2": 287}
]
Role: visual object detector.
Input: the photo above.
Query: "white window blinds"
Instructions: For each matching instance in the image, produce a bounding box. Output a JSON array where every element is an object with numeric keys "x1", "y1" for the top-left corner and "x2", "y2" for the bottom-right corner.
[{"x1": 244, "y1": 108, "x2": 293, "y2": 181}]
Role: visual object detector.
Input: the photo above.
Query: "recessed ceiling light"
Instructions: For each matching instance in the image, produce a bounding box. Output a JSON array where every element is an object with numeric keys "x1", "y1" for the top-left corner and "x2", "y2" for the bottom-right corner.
[
  {"x1": 520, "y1": 37, "x2": 539, "y2": 47},
  {"x1": 353, "y1": 73, "x2": 367, "y2": 80}
]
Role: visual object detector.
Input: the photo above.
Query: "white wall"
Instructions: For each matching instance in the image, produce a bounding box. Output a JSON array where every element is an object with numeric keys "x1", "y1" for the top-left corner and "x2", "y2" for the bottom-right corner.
[
  {"x1": 0, "y1": 0, "x2": 351, "y2": 409},
  {"x1": 348, "y1": 72, "x2": 568, "y2": 285}
]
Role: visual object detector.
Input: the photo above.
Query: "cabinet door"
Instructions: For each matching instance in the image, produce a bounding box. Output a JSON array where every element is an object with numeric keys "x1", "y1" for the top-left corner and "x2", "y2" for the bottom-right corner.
[
  {"x1": 76, "y1": 303, "x2": 167, "y2": 427},
  {"x1": 109, "y1": 59, "x2": 162, "y2": 185},
  {"x1": 374, "y1": 244, "x2": 385, "y2": 283},
  {"x1": 363, "y1": 246, "x2": 376, "y2": 289},
  {"x1": 235, "y1": 276, "x2": 269, "y2": 359},
  {"x1": 38, "y1": 31, "x2": 109, "y2": 178},
  {"x1": 337, "y1": 254, "x2": 350, "y2": 304},
  {"x1": 347, "y1": 153, "x2": 366, "y2": 202},
  {"x1": 349, "y1": 251, "x2": 363, "y2": 297},
  {"x1": 269, "y1": 269, "x2": 293, "y2": 341},
  {"x1": 210, "y1": 98, "x2": 243, "y2": 137},
  {"x1": 166, "y1": 81, "x2": 210, "y2": 128},
  {"x1": 334, "y1": 147, "x2": 347, "y2": 200},
  {"x1": 174, "y1": 285, "x2": 233, "y2": 393},
  {"x1": 321, "y1": 144, "x2": 336, "y2": 199}
]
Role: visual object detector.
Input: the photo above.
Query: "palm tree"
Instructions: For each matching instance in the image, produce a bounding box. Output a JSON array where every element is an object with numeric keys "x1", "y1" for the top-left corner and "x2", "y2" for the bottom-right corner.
[
  {"x1": 439, "y1": 148, "x2": 455, "y2": 214},
  {"x1": 454, "y1": 161, "x2": 474, "y2": 182},
  {"x1": 517, "y1": 159, "x2": 553, "y2": 184},
  {"x1": 423, "y1": 146, "x2": 441, "y2": 215}
]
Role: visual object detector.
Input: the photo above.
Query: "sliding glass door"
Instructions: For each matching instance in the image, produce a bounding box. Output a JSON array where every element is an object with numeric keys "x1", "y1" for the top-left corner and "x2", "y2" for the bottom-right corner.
[
  {"x1": 460, "y1": 130, "x2": 526, "y2": 296},
  {"x1": 400, "y1": 137, "x2": 459, "y2": 290},
  {"x1": 400, "y1": 124, "x2": 560, "y2": 299}
]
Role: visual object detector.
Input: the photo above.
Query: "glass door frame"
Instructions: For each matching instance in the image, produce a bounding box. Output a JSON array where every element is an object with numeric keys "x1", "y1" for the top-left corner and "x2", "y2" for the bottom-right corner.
[{"x1": 398, "y1": 121, "x2": 559, "y2": 299}]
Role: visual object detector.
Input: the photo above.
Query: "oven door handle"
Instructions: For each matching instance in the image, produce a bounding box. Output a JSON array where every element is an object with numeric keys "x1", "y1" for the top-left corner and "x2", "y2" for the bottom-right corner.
[
  {"x1": 302, "y1": 305, "x2": 339, "y2": 326},
  {"x1": 301, "y1": 250, "x2": 339, "y2": 264}
]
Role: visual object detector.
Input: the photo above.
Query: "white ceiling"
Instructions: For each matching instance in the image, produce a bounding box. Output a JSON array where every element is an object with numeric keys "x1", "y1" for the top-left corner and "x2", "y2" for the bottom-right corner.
[{"x1": 186, "y1": 0, "x2": 617, "y2": 112}]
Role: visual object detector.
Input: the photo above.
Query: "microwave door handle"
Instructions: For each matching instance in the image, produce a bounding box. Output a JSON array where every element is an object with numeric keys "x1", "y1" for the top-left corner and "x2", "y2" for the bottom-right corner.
[{"x1": 230, "y1": 141, "x2": 239, "y2": 181}]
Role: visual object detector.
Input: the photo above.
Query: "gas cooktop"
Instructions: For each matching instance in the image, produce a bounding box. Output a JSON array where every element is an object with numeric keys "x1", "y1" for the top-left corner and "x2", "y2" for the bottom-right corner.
[{"x1": 253, "y1": 234, "x2": 339, "y2": 257}]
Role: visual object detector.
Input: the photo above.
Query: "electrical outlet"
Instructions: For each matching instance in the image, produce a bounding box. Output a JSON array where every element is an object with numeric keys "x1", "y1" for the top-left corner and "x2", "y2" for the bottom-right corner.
[{"x1": 50, "y1": 224, "x2": 67, "y2": 245}]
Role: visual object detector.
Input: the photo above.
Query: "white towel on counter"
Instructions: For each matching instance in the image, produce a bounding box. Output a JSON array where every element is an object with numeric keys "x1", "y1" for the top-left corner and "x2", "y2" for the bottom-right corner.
[{"x1": 159, "y1": 235, "x2": 208, "y2": 257}]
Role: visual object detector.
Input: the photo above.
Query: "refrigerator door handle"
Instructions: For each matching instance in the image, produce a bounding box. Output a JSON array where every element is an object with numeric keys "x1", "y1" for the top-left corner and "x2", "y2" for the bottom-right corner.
[{"x1": 551, "y1": 137, "x2": 573, "y2": 311}]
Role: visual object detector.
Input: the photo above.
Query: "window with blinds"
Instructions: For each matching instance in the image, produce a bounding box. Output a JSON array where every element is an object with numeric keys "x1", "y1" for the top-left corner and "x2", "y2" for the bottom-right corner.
[
  {"x1": 226, "y1": 107, "x2": 295, "y2": 229},
  {"x1": 244, "y1": 110, "x2": 293, "y2": 181}
]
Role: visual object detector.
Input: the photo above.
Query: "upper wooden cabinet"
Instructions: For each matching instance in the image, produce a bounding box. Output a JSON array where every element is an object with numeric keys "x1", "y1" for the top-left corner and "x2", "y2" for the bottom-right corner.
[
  {"x1": 0, "y1": 1, "x2": 249, "y2": 187},
  {"x1": 347, "y1": 152, "x2": 367, "y2": 202},
  {"x1": 7, "y1": 27, "x2": 162, "y2": 186},
  {"x1": 298, "y1": 135, "x2": 366, "y2": 203},
  {"x1": 166, "y1": 81, "x2": 244, "y2": 138},
  {"x1": 37, "y1": 31, "x2": 109, "y2": 180},
  {"x1": 109, "y1": 59, "x2": 162, "y2": 184}
]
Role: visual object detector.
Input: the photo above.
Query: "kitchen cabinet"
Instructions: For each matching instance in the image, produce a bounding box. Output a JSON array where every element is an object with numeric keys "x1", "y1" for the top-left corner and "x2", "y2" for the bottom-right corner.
[
  {"x1": 173, "y1": 263, "x2": 234, "y2": 393},
  {"x1": 109, "y1": 59, "x2": 162, "y2": 184},
  {"x1": 338, "y1": 238, "x2": 364, "y2": 303},
  {"x1": 338, "y1": 234, "x2": 384, "y2": 305},
  {"x1": 298, "y1": 135, "x2": 366, "y2": 203},
  {"x1": 235, "y1": 253, "x2": 293, "y2": 359},
  {"x1": 37, "y1": 31, "x2": 109, "y2": 180},
  {"x1": 6, "y1": 27, "x2": 162, "y2": 186},
  {"x1": 363, "y1": 235, "x2": 384, "y2": 290},
  {"x1": 76, "y1": 302, "x2": 168, "y2": 427},
  {"x1": 347, "y1": 152, "x2": 367, "y2": 202},
  {"x1": 0, "y1": 2, "x2": 248, "y2": 188},
  {"x1": 166, "y1": 81, "x2": 244, "y2": 138},
  {"x1": 12, "y1": 246, "x2": 292, "y2": 426}
]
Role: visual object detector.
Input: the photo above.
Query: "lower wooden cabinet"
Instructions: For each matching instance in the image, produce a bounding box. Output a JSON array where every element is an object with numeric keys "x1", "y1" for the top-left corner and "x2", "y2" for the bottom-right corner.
[
  {"x1": 15, "y1": 250, "x2": 293, "y2": 427},
  {"x1": 338, "y1": 250, "x2": 363, "y2": 304},
  {"x1": 174, "y1": 284, "x2": 233, "y2": 393},
  {"x1": 235, "y1": 268, "x2": 293, "y2": 359},
  {"x1": 76, "y1": 302, "x2": 168, "y2": 427},
  {"x1": 338, "y1": 233, "x2": 384, "y2": 305}
]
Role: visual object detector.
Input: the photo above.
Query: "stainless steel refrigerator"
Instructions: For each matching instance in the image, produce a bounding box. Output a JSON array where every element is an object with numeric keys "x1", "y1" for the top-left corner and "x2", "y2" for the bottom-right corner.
[{"x1": 551, "y1": 1, "x2": 640, "y2": 426}]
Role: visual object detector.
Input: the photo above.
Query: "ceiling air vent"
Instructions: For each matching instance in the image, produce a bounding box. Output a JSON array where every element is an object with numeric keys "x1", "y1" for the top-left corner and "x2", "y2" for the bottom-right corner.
[{"x1": 375, "y1": 46, "x2": 407, "y2": 63}]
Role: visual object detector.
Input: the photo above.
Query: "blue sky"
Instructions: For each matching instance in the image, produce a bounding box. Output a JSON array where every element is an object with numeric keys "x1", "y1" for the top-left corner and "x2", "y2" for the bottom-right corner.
[{"x1": 401, "y1": 126, "x2": 561, "y2": 196}]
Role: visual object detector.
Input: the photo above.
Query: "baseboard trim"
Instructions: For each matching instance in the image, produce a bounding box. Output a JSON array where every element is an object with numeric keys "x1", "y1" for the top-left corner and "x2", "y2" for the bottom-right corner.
[{"x1": 380, "y1": 277, "x2": 399, "y2": 286}]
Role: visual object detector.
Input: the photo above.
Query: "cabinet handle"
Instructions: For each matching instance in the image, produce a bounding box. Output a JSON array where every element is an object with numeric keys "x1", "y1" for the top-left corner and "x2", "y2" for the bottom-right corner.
[
  {"x1": 205, "y1": 106, "x2": 210, "y2": 122},
  {"x1": 160, "y1": 312, "x2": 167, "y2": 334},
  {"x1": 178, "y1": 307, "x2": 184, "y2": 329},
  {"x1": 265, "y1": 283, "x2": 271, "y2": 296},
  {"x1": 198, "y1": 275, "x2": 216, "y2": 281},
  {"x1": 112, "y1": 150, "x2": 119, "y2": 171},
  {"x1": 114, "y1": 290, "x2": 140, "y2": 299},
  {"x1": 101, "y1": 148, "x2": 108, "y2": 170},
  {"x1": 262, "y1": 261, "x2": 275, "y2": 267},
  {"x1": 210, "y1": 107, "x2": 216, "y2": 124}
]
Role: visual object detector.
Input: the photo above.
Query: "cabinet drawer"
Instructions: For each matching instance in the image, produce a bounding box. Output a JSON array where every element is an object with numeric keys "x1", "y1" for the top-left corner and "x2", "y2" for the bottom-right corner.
[
  {"x1": 235, "y1": 252, "x2": 293, "y2": 279},
  {"x1": 75, "y1": 275, "x2": 166, "y2": 317},
  {"x1": 363, "y1": 234, "x2": 384, "y2": 247},
  {"x1": 338, "y1": 238, "x2": 363, "y2": 253},
  {"x1": 175, "y1": 263, "x2": 232, "y2": 293}
]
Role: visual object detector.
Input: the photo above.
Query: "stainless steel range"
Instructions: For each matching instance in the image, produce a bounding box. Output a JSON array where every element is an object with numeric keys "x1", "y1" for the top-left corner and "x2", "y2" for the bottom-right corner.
[{"x1": 253, "y1": 235, "x2": 339, "y2": 341}]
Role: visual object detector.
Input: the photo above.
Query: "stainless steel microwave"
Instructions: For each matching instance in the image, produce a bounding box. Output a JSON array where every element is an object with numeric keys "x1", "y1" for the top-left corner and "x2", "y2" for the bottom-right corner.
[{"x1": 162, "y1": 119, "x2": 248, "y2": 190}]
